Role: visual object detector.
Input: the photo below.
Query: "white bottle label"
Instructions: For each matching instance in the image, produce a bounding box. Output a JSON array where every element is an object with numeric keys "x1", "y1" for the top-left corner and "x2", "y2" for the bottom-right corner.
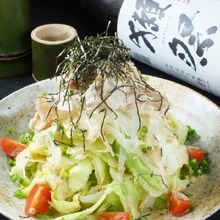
[{"x1": 117, "y1": 0, "x2": 220, "y2": 97}]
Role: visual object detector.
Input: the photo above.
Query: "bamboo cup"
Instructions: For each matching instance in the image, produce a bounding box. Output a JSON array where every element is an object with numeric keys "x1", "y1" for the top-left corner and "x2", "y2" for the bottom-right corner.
[{"x1": 31, "y1": 24, "x2": 77, "y2": 81}]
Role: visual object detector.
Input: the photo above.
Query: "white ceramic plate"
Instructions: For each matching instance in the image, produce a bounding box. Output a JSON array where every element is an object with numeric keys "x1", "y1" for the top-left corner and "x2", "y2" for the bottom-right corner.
[{"x1": 0, "y1": 76, "x2": 220, "y2": 220}]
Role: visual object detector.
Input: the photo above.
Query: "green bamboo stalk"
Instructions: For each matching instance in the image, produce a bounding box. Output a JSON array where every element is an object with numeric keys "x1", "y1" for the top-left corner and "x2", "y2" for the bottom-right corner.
[
  {"x1": 0, "y1": 0, "x2": 32, "y2": 56},
  {"x1": 0, "y1": 0, "x2": 32, "y2": 77}
]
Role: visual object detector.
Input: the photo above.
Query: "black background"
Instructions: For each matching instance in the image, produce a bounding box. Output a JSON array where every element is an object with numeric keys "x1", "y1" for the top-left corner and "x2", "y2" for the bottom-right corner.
[{"x1": 0, "y1": 0, "x2": 219, "y2": 219}]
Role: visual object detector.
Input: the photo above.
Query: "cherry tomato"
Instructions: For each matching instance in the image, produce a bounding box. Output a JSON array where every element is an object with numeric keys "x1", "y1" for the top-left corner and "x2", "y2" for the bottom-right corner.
[
  {"x1": 168, "y1": 191, "x2": 191, "y2": 216},
  {"x1": 97, "y1": 212, "x2": 130, "y2": 220},
  {"x1": 25, "y1": 184, "x2": 51, "y2": 216},
  {"x1": 187, "y1": 146, "x2": 204, "y2": 161},
  {"x1": 1, "y1": 137, "x2": 26, "y2": 157}
]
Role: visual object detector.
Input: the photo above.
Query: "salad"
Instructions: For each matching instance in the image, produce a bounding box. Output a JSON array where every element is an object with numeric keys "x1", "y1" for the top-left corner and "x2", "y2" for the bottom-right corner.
[{"x1": 1, "y1": 33, "x2": 210, "y2": 220}]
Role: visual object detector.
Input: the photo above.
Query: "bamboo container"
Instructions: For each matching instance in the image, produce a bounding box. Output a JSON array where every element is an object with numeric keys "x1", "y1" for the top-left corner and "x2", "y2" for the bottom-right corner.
[
  {"x1": 0, "y1": 0, "x2": 32, "y2": 77},
  {"x1": 31, "y1": 24, "x2": 77, "y2": 81}
]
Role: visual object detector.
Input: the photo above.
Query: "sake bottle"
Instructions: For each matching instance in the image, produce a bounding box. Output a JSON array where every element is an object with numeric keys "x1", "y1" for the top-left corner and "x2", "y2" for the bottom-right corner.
[{"x1": 75, "y1": 0, "x2": 220, "y2": 98}]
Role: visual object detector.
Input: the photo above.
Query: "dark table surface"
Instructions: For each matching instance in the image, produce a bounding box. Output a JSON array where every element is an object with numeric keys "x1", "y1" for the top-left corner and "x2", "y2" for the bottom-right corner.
[{"x1": 0, "y1": 0, "x2": 219, "y2": 219}]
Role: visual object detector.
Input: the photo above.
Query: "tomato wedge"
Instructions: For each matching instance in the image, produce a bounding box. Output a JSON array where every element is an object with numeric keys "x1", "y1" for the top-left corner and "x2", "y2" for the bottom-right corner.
[
  {"x1": 1, "y1": 137, "x2": 26, "y2": 157},
  {"x1": 168, "y1": 191, "x2": 191, "y2": 216},
  {"x1": 97, "y1": 212, "x2": 130, "y2": 220},
  {"x1": 187, "y1": 146, "x2": 204, "y2": 161},
  {"x1": 25, "y1": 184, "x2": 51, "y2": 216}
]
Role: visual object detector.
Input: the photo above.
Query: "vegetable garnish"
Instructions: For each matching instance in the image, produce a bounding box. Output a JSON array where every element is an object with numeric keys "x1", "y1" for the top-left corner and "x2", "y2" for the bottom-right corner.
[
  {"x1": 1, "y1": 32, "x2": 211, "y2": 219},
  {"x1": 187, "y1": 146, "x2": 204, "y2": 161},
  {"x1": 19, "y1": 130, "x2": 35, "y2": 144},
  {"x1": 1, "y1": 137, "x2": 26, "y2": 157},
  {"x1": 168, "y1": 191, "x2": 191, "y2": 216},
  {"x1": 97, "y1": 211, "x2": 130, "y2": 220},
  {"x1": 185, "y1": 126, "x2": 198, "y2": 145},
  {"x1": 24, "y1": 184, "x2": 51, "y2": 216}
]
